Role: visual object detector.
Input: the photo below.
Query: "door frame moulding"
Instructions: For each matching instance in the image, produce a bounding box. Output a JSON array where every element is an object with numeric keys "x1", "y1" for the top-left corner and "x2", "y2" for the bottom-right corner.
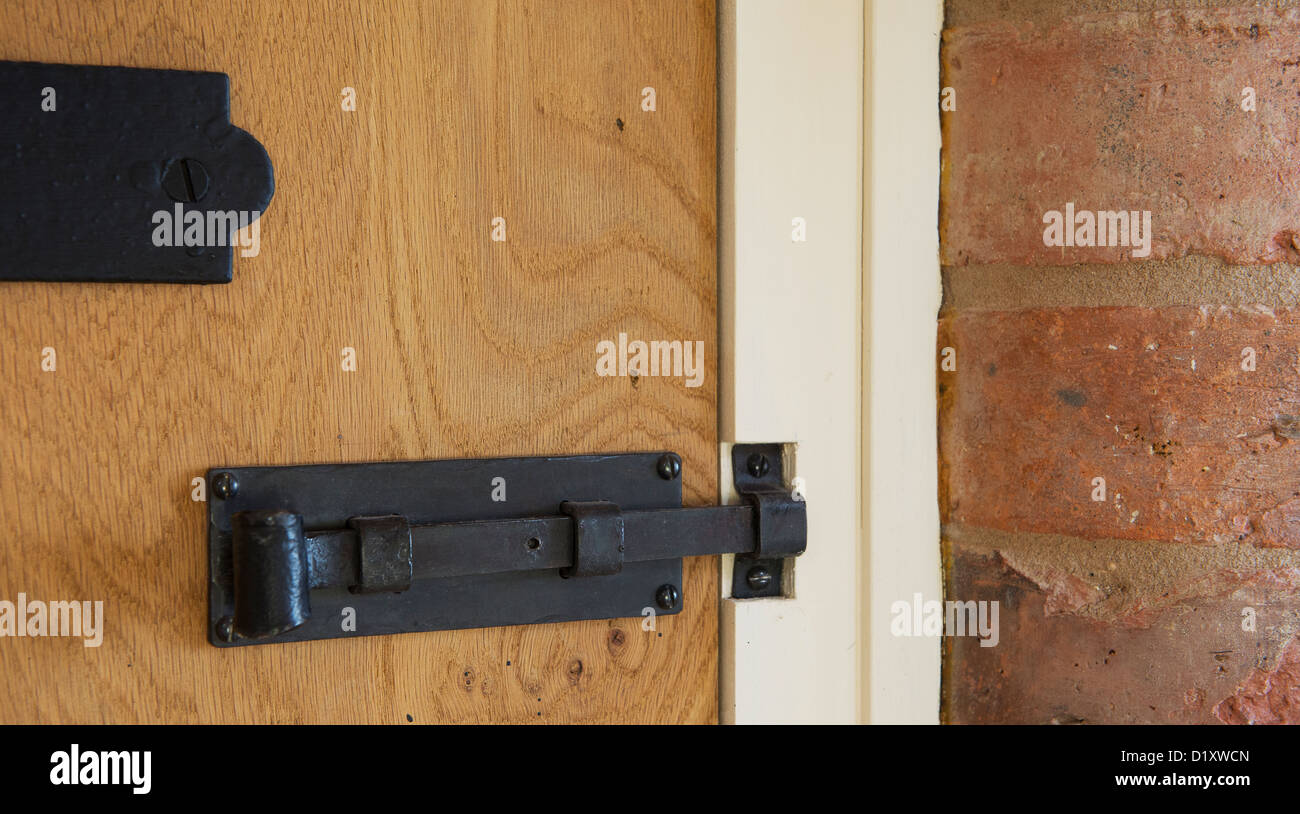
[
  {"x1": 860, "y1": 0, "x2": 943, "y2": 724},
  {"x1": 716, "y1": 0, "x2": 942, "y2": 725}
]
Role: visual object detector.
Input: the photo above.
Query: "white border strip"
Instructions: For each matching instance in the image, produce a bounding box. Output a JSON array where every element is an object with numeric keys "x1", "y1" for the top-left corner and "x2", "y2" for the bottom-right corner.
[
  {"x1": 862, "y1": 0, "x2": 943, "y2": 724},
  {"x1": 718, "y1": 0, "x2": 865, "y2": 724}
]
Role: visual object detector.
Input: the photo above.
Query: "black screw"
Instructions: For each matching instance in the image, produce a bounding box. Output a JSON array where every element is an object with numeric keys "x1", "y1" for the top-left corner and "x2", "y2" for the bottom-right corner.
[
  {"x1": 655, "y1": 584, "x2": 680, "y2": 611},
  {"x1": 214, "y1": 616, "x2": 235, "y2": 643},
  {"x1": 656, "y1": 453, "x2": 681, "y2": 480},
  {"x1": 162, "y1": 157, "x2": 209, "y2": 202},
  {"x1": 746, "y1": 453, "x2": 770, "y2": 478},
  {"x1": 746, "y1": 565, "x2": 773, "y2": 591},
  {"x1": 211, "y1": 472, "x2": 238, "y2": 500}
]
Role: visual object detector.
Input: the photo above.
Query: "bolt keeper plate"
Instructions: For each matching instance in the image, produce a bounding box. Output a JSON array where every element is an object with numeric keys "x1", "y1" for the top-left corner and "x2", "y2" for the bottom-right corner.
[
  {"x1": 206, "y1": 454, "x2": 683, "y2": 646},
  {"x1": 730, "y1": 443, "x2": 798, "y2": 599}
]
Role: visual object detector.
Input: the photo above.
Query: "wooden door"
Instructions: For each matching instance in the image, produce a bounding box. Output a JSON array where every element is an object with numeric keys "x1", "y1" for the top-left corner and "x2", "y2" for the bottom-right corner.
[{"x1": 0, "y1": 0, "x2": 717, "y2": 723}]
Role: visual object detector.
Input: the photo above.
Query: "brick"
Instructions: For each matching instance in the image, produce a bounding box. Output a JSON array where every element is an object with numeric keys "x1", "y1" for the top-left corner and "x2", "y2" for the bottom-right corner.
[
  {"x1": 940, "y1": 306, "x2": 1300, "y2": 547},
  {"x1": 943, "y1": 541, "x2": 1300, "y2": 724},
  {"x1": 941, "y1": 8, "x2": 1300, "y2": 266},
  {"x1": 1215, "y1": 634, "x2": 1300, "y2": 723},
  {"x1": 946, "y1": 523, "x2": 1300, "y2": 626}
]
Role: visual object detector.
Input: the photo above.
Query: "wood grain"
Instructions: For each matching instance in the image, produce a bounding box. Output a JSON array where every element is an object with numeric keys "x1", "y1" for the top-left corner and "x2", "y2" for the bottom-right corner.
[{"x1": 0, "y1": 0, "x2": 717, "y2": 723}]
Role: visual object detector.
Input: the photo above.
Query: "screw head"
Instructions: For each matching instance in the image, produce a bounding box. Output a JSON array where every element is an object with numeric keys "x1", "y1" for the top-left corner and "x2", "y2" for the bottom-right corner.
[
  {"x1": 746, "y1": 566, "x2": 773, "y2": 591},
  {"x1": 211, "y1": 472, "x2": 238, "y2": 500},
  {"x1": 655, "y1": 584, "x2": 680, "y2": 611},
  {"x1": 162, "y1": 157, "x2": 210, "y2": 203},
  {"x1": 656, "y1": 453, "x2": 681, "y2": 480},
  {"x1": 215, "y1": 616, "x2": 235, "y2": 643},
  {"x1": 746, "y1": 453, "x2": 770, "y2": 478}
]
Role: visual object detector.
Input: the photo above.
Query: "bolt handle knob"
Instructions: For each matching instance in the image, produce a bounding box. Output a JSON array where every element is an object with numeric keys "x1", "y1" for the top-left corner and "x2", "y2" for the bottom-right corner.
[{"x1": 231, "y1": 510, "x2": 311, "y2": 640}]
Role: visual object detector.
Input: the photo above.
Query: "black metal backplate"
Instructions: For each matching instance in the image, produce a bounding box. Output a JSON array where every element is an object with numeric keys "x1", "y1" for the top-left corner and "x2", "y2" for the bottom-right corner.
[
  {"x1": 0, "y1": 61, "x2": 274, "y2": 283},
  {"x1": 207, "y1": 454, "x2": 683, "y2": 647}
]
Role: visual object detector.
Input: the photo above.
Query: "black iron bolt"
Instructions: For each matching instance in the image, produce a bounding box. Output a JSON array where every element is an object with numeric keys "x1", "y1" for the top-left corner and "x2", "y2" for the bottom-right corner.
[
  {"x1": 655, "y1": 584, "x2": 680, "y2": 611},
  {"x1": 211, "y1": 472, "x2": 238, "y2": 500},
  {"x1": 162, "y1": 157, "x2": 210, "y2": 203},
  {"x1": 656, "y1": 453, "x2": 681, "y2": 480},
  {"x1": 746, "y1": 453, "x2": 770, "y2": 478},
  {"x1": 746, "y1": 565, "x2": 773, "y2": 591},
  {"x1": 214, "y1": 615, "x2": 235, "y2": 643}
]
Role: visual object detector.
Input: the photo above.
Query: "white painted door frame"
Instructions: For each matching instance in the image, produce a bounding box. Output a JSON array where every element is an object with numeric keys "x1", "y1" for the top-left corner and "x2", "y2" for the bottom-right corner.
[{"x1": 717, "y1": 0, "x2": 942, "y2": 725}]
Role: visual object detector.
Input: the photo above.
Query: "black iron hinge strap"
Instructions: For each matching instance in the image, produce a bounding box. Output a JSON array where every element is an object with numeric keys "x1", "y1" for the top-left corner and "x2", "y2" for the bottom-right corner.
[{"x1": 296, "y1": 504, "x2": 766, "y2": 590}]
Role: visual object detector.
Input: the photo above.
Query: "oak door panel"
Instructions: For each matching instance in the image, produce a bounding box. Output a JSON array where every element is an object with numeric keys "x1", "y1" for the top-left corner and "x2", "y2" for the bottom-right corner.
[{"x1": 0, "y1": 0, "x2": 717, "y2": 723}]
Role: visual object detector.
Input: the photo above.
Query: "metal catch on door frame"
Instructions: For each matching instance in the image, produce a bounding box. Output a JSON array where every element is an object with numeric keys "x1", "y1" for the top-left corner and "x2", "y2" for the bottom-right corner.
[{"x1": 206, "y1": 445, "x2": 806, "y2": 647}]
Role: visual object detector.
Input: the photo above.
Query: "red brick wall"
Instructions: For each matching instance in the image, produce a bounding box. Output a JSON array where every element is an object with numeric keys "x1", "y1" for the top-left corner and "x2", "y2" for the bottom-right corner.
[{"x1": 940, "y1": 1, "x2": 1300, "y2": 723}]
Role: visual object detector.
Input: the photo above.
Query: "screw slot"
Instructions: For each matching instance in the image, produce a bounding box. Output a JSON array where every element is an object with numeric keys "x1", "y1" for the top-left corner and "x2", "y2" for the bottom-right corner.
[
  {"x1": 746, "y1": 453, "x2": 770, "y2": 478},
  {"x1": 656, "y1": 453, "x2": 681, "y2": 480},
  {"x1": 746, "y1": 565, "x2": 773, "y2": 592},
  {"x1": 655, "y1": 584, "x2": 680, "y2": 611},
  {"x1": 214, "y1": 615, "x2": 235, "y2": 643},
  {"x1": 162, "y1": 157, "x2": 210, "y2": 203},
  {"x1": 525, "y1": 537, "x2": 541, "y2": 551},
  {"x1": 211, "y1": 472, "x2": 238, "y2": 500}
]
